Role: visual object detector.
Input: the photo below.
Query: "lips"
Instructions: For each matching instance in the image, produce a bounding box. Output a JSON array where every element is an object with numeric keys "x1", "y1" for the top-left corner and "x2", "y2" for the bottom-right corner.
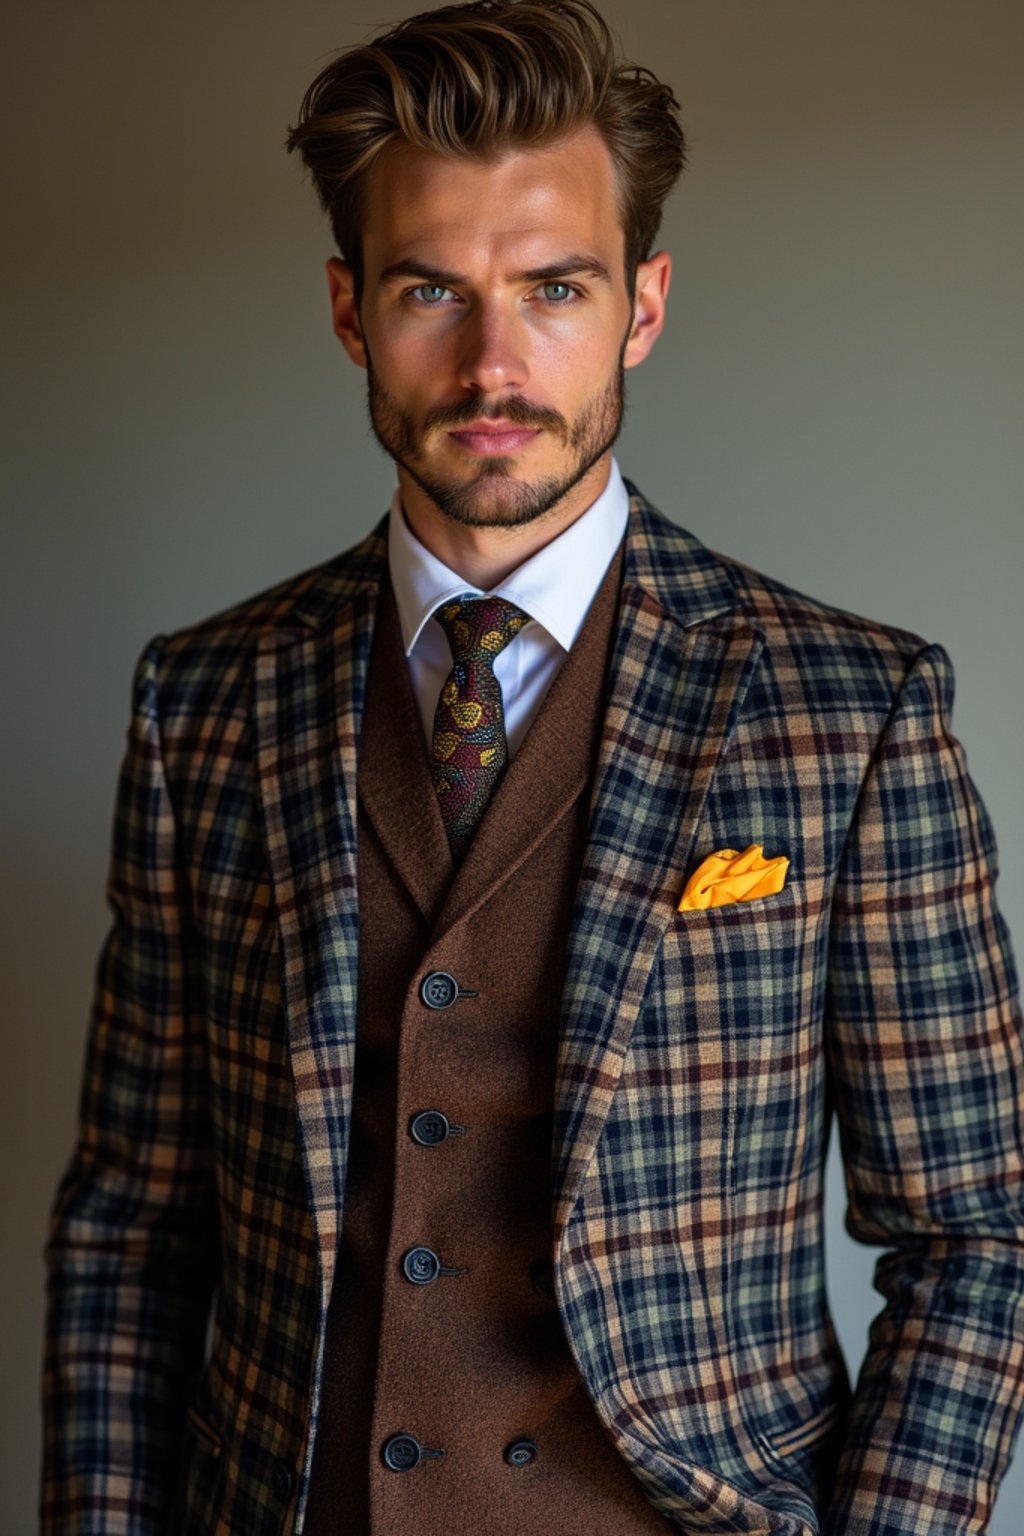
[{"x1": 448, "y1": 426, "x2": 540, "y2": 453}]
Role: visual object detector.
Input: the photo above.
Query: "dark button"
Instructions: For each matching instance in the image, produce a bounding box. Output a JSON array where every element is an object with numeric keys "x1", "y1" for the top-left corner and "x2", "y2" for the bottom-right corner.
[
  {"x1": 402, "y1": 1245, "x2": 441, "y2": 1284},
  {"x1": 270, "y1": 1457, "x2": 294, "y2": 1501},
  {"x1": 420, "y1": 971, "x2": 460, "y2": 1009},
  {"x1": 504, "y1": 1437, "x2": 539, "y2": 1467},
  {"x1": 530, "y1": 1256, "x2": 555, "y2": 1300},
  {"x1": 380, "y1": 1431, "x2": 420, "y2": 1468},
  {"x1": 382, "y1": 1433, "x2": 422, "y2": 1471},
  {"x1": 382, "y1": 1432, "x2": 444, "y2": 1471},
  {"x1": 409, "y1": 1110, "x2": 451, "y2": 1146},
  {"x1": 400, "y1": 1245, "x2": 467, "y2": 1282}
]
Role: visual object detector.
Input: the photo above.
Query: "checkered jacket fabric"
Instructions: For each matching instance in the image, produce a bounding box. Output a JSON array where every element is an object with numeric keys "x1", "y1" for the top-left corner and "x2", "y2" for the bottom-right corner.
[{"x1": 41, "y1": 482, "x2": 1024, "y2": 1535}]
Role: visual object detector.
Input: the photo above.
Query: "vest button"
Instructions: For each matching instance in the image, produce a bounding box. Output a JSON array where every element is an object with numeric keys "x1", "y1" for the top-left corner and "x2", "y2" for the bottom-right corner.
[
  {"x1": 270, "y1": 1457, "x2": 294, "y2": 1501},
  {"x1": 409, "y1": 1110, "x2": 451, "y2": 1146},
  {"x1": 530, "y1": 1256, "x2": 555, "y2": 1300},
  {"x1": 382, "y1": 1433, "x2": 422, "y2": 1471},
  {"x1": 420, "y1": 970, "x2": 459, "y2": 1009},
  {"x1": 504, "y1": 1437, "x2": 539, "y2": 1467},
  {"x1": 402, "y1": 1245, "x2": 441, "y2": 1284}
]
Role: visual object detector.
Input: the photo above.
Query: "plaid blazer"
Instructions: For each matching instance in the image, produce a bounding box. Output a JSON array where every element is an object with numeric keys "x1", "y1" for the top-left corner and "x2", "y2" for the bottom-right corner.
[{"x1": 42, "y1": 482, "x2": 1024, "y2": 1536}]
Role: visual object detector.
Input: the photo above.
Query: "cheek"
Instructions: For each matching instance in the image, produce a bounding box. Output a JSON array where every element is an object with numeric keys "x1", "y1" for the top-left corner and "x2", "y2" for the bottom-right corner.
[
  {"x1": 528, "y1": 330, "x2": 620, "y2": 406},
  {"x1": 368, "y1": 321, "x2": 427, "y2": 371},
  {"x1": 365, "y1": 329, "x2": 439, "y2": 407}
]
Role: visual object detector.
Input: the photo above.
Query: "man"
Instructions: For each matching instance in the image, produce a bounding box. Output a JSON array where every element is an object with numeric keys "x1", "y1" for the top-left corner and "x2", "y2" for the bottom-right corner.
[{"x1": 41, "y1": 1, "x2": 1024, "y2": 1533}]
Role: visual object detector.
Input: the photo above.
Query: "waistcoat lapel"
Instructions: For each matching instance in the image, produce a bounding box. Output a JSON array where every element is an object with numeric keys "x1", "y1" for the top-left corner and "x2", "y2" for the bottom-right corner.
[
  {"x1": 359, "y1": 540, "x2": 625, "y2": 945},
  {"x1": 432, "y1": 536, "x2": 624, "y2": 941},
  {"x1": 551, "y1": 486, "x2": 766, "y2": 1244},
  {"x1": 356, "y1": 575, "x2": 453, "y2": 930}
]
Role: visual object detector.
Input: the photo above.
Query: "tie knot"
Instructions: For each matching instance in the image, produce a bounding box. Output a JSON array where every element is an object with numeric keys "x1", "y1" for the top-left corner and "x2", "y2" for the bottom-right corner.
[{"x1": 434, "y1": 593, "x2": 530, "y2": 664}]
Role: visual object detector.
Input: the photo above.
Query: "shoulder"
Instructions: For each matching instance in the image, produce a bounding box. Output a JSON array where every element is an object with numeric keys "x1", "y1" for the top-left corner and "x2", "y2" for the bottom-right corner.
[
  {"x1": 141, "y1": 512, "x2": 389, "y2": 710},
  {"x1": 723, "y1": 546, "x2": 928, "y2": 659},
  {"x1": 722, "y1": 546, "x2": 943, "y2": 722},
  {"x1": 629, "y1": 489, "x2": 940, "y2": 723}
]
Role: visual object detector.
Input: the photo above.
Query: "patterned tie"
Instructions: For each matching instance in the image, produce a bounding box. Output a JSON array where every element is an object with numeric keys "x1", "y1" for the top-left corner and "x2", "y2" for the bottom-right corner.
[{"x1": 430, "y1": 592, "x2": 531, "y2": 864}]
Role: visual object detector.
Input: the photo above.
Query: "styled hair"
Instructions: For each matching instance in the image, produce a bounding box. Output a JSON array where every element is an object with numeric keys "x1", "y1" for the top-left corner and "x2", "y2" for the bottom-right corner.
[{"x1": 284, "y1": 0, "x2": 686, "y2": 308}]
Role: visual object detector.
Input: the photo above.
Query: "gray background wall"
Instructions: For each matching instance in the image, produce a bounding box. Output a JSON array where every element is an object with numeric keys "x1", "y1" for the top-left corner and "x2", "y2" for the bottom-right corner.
[{"x1": 4, "y1": 1, "x2": 1022, "y2": 1530}]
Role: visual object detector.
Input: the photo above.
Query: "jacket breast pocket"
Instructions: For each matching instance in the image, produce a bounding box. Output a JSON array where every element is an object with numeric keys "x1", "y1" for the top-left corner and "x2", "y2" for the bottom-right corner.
[
  {"x1": 670, "y1": 868, "x2": 807, "y2": 930},
  {"x1": 663, "y1": 871, "x2": 827, "y2": 1032}
]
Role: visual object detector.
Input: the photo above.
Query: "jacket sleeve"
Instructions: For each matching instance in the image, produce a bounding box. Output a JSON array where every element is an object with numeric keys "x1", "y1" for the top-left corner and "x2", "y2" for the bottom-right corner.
[
  {"x1": 41, "y1": 635, "x2": 219, "y2": 1535},
  {"x1": 821, "y1": 641, "x2": 1024, "y2": 1536}
]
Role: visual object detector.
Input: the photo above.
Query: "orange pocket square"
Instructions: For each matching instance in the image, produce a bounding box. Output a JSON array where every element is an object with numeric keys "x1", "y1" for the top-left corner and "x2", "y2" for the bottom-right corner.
[{"x1": 677, "y1": 843, "x2": 790, "y2": 912}]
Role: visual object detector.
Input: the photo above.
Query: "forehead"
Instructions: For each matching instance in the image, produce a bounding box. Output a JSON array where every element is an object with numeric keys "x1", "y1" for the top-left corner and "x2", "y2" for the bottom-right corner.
[{"x1": 362, "y1": 125, "x2": 623, "y2": 273}]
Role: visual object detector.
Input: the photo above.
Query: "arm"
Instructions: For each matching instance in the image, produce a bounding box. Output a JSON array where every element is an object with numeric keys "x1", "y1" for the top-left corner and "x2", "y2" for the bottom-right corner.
[
  {"x1": 821, "y1": 641, "x2": 1024, "y2": 1536},
  {"x1": 41, "y1": 635, "x2": 219, "y2": 1535}
]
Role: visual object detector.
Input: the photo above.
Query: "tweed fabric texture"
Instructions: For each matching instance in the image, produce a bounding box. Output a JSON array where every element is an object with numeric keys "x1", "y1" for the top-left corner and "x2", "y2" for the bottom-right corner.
[
  {"x1": 41, "y1": 482, "x2": 1024, "y2": 1536},
  {"x1": 430, "y1": 592, "x2": 531, "y2": 863},
  {"x1": 304, "y1": 540, "x2": 671, "y2": 1533}
]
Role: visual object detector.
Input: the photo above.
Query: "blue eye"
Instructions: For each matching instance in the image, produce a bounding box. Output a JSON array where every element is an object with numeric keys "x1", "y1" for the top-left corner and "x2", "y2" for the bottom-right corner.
[
  {"x1": 404, "y1": 280, "x2": 582, "y2": 308},
  {"x1": 413, "y1": 284, "x2": 451, "y2": 304}
]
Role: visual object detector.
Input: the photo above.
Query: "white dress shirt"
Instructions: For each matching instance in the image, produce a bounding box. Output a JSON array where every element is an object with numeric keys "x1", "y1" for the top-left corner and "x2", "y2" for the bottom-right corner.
[{"x1": 386, "y1": 456, "x2": 630, "y2": 762}]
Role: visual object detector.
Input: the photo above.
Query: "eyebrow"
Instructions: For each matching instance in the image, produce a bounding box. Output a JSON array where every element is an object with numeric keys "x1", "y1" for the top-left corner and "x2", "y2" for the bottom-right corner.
[{"x1": 376, "y1": 253, "x2": 613, "y2": 288}]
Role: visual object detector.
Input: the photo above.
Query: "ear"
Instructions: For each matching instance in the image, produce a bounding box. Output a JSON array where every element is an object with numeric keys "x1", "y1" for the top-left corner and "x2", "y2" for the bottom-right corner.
[
  {"x1": 326, "y1": 256, "x2": 367, "y2": 369},
  {"x1": 623, "y1": 250, "x2": 671, "y2": 369}
]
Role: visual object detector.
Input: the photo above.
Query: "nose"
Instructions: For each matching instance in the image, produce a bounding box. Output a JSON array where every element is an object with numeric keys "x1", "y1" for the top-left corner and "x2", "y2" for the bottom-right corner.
[{"x1": 455, "y1": 301, "x2": 528, "y2": 396}]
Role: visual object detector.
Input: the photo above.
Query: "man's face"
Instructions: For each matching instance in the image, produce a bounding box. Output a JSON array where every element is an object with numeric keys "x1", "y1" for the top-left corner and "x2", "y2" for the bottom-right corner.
[{"x1": 328, "y1": 125, "x2": 665, "y2": 530}]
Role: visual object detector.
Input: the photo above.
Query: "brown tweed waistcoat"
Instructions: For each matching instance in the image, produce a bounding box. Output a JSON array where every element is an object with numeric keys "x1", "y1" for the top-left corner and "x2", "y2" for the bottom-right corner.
[{"x1": 303, "y1": 531, "x2": 669, "y2": 1534}]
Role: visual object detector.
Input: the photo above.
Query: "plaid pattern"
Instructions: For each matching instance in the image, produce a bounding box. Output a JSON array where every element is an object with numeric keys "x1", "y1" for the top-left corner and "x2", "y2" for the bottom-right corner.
[{"x1": 41, "y1": 481, "x2": 1024, "y2": 1535}]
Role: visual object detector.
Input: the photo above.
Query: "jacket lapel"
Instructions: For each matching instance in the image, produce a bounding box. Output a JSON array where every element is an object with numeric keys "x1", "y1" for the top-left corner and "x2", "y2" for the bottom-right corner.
[
  {"x1": 551, "y1": 484, "x2": 766, "y2": 1243},
  {"x1": 252, "y1": 517, "x2": 387, "y2": 1308}
]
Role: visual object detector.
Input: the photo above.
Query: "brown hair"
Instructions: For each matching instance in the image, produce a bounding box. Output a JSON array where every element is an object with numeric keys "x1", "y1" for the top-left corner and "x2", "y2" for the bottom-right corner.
[{"x1": 284, "y1": 0, "x2": 686, "y2": 308}]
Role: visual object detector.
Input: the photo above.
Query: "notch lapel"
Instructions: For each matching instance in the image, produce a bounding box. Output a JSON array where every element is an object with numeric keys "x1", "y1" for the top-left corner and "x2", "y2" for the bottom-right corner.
[
  {"x1": 252, "y1": 520, "x2": 386, "y2": 1309},
  {"x1": 552, "y1": 491, "x2": 766, "y2": 1243}
]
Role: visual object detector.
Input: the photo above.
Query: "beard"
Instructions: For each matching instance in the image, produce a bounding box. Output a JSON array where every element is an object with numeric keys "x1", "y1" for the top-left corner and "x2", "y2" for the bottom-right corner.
[{"x1": 362, "y1": 330, "x2": 630, "y2": 530}]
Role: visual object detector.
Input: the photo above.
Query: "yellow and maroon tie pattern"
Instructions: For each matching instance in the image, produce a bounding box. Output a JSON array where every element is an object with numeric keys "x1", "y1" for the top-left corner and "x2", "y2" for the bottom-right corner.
[{"x1": 430, "y1": 593, "x2": 531, "y2": 864}]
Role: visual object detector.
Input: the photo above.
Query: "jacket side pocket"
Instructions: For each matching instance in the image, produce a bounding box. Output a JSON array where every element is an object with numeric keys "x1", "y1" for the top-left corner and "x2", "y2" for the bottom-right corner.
[
  {"x1": 185, "y1": 1401, "x2": 224, "y2": 1458},
  {"x1": 754, "y1": 1396, "x2": 841, "y2": 1471}
]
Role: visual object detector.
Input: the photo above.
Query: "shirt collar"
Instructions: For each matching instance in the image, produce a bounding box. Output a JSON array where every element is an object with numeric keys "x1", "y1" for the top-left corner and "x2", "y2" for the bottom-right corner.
[{"x1": 387, "y1": 455, "x2": 630, "y2": 656}]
